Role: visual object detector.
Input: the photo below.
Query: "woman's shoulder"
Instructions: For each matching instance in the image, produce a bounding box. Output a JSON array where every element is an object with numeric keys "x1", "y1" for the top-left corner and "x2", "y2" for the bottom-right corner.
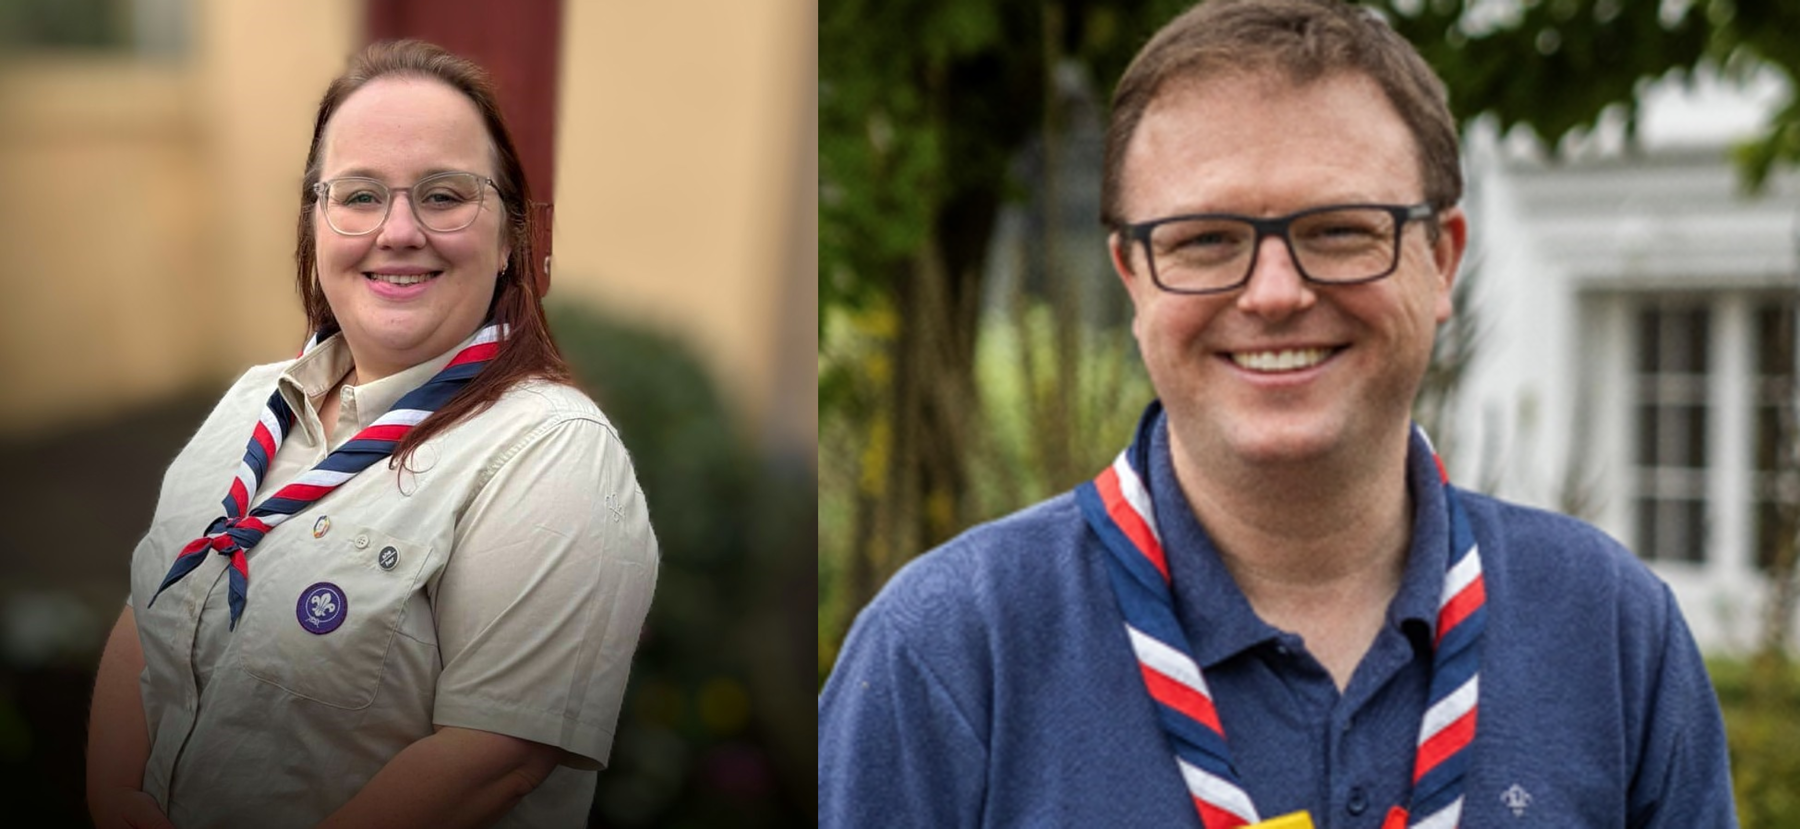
[
  {"x1": 238, "y1": 358, "x2": 295, "y2": 387},
  {"x1": 461, "y1": 379, "x2": 648, "y2": 516},
  {"x1": 446, "y1": 377, "x2": 631, "y2": 471},
  {"x1": 486, "y1": 377, "x2": 616, "y2": 433},
  {"x1": 185, "y1": 359, "x2": 297, "y2": 442}
]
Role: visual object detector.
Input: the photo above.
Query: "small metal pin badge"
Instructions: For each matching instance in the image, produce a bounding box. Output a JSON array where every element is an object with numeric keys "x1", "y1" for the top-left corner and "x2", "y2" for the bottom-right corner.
[
  {"x1": 378, "y1": 545, "x2": 399, "y2": 571},
  {"x1": 312, "y1": 515, "x2": 331, "y2": 538}
]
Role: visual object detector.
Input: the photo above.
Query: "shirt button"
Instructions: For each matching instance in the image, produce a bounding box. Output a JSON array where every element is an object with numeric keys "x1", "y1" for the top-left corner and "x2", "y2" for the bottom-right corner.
[
  {"x1": 1347, "y1": 786, "x2": 1368, "y2": 816},
  {"x1": 354, "y1": 533, "x2": 369, "y2": 549}
]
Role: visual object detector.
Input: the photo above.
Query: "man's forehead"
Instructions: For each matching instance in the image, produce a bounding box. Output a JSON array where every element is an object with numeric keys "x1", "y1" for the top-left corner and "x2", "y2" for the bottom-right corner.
[
  {"x1": 1142, "y1": 64, "x2": 1367, "y2": 117},
  {"x1": 1112, "y1": 74, "x2": 1430, "y2": 226}
]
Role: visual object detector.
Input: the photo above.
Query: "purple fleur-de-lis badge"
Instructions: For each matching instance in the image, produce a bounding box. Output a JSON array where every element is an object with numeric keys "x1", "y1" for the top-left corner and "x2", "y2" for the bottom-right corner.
[{"x1": 297, "y1": 582, "x2": 348, "y2": 634}]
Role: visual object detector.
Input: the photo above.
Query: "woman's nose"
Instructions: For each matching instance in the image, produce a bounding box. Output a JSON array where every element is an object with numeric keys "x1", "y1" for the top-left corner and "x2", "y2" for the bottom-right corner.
[{"x1": 375, "y1": 193, "x2": 427, "y2": 248}]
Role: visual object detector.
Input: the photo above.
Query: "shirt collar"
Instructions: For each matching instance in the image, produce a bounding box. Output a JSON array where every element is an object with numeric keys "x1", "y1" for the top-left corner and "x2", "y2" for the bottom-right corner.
[
  {"x1": 1391, "y1": 427, "x2": 1452, "y2": 646},
  {"x1": 279, "y1": 327, "x2": 485, "y2": 437},
  {"x1": 279, "y1": 336, "x2": 354, "y2": 417},
  {"x1": 1145, "y1": 410, "x2": 1451, "y2": 668}
]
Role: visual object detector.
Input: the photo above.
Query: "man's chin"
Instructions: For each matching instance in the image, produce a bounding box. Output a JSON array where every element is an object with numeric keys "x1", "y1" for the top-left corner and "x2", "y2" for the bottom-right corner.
[{"x1": 1174, "y1": 412, "x2": 1350, "y2": 469}]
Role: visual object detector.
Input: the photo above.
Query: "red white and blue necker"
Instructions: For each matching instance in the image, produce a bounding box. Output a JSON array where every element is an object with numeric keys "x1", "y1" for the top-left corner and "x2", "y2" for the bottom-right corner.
[
  {"x1": 1075, "y1": 402, "x2": 1486, "y2": 829},
  {"x1": 147, "y1": 322, "x2": 507, "y2": 630}
]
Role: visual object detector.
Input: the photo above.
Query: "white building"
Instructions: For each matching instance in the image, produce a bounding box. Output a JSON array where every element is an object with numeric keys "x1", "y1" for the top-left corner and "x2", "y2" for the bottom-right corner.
[{"x1": 1454, "y1": 70, "x2": 1800, "y2": 654}]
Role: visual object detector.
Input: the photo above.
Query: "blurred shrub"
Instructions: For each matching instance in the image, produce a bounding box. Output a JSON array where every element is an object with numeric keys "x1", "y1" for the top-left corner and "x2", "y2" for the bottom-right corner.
[
  {"x1": 548, "y1": 301, "x2": 811, "y2": 828},
  {"x1": 1709, "y1": 657, "x2": 1800, "y2": 827}
]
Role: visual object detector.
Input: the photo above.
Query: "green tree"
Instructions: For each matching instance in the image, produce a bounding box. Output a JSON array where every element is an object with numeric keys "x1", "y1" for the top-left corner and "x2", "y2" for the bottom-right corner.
[{"x1": 820, "y1": 0, "x2": 1189, "y2": 626}]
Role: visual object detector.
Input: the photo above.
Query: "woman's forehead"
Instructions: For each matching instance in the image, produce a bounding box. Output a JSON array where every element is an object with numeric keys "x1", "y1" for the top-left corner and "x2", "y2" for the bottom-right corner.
[{"x1": 319, "y1": 76, "x2": 496, "y2": 179}]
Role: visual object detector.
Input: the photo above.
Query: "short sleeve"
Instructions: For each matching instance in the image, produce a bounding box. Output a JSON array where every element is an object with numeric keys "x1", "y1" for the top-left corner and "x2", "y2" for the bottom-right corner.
[
  {"x1": 1627, "y1": 582, "x2": 1737, "y2": 827},
  {"x1": 818, "y1": 563, "x2": 990, "y2": 828},
  {"x1": 431, "y1": 416, "x2": 659, "y2": 770}
]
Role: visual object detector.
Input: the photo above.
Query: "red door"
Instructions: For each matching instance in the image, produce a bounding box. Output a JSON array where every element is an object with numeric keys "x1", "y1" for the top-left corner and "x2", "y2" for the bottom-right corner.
[{"x1": 365, "y1": 0, "x2": 561, "y2": 296}]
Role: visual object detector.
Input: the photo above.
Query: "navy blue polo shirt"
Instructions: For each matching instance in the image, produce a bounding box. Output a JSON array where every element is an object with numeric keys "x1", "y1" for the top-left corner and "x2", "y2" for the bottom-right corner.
[{"x1": 819, "y1": 415, "x2": 1736, "y2": 827}]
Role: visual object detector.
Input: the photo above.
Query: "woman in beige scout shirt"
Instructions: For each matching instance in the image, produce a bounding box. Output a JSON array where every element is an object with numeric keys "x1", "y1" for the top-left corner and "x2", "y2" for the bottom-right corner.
[{"x1": 84, "y1": 40, "x2": 658, "y2": 829}]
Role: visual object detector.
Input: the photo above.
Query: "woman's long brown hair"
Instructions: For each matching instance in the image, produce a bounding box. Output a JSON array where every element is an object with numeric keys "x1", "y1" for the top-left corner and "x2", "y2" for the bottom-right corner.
[{"x1": 293, "y1": 39, "x2": 571, "y2": 470}]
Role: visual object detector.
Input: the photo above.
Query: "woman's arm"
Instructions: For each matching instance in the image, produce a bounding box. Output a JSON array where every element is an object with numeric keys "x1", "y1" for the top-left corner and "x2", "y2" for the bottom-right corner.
[
  {"x1": 317, "y1": 726, "x2": 562, "y2": 829},
  {"x1": 320, "y1": 414, "x2": 652, "y2": 827},
  {"x1": 86, "y1": 606, "x2": 175, "y2": 829}
]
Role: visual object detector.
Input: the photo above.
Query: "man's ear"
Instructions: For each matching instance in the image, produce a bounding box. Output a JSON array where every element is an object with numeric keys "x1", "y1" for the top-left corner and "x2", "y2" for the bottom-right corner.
[
  {"x1": 1431, "y1": 207, "x2": 1469, "y2": 325},
  {"x1": 1109, "y1": 232, "x2": 1137, "y2": 289}
]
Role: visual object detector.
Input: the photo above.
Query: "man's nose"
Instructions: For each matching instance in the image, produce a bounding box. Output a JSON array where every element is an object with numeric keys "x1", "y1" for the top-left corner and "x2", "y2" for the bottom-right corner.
[{"x1": 1234, "y1": 233, "x2": 1316, "y2": 319}]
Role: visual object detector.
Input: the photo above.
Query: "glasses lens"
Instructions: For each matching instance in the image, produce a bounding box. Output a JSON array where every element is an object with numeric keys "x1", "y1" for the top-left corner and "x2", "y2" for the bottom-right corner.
[
  {"x1": 412, "y1": 173, "x2": 485, "y2": 232},
  {"x1": 321, "y1": 178, "x2": 389, "y2": 235},
  {"x1": 1288, "y1": 207, "x2": 1400, "y2": 283},
  {"x1": 1147, "y1": 217, "x2": 1256, "y2": 292}
]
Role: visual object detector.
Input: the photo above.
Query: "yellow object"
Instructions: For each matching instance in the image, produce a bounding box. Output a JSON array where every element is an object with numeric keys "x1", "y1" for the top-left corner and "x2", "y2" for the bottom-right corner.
[{"x1": 1248, "y1": 812, "x2": 1316, "y2": 829}]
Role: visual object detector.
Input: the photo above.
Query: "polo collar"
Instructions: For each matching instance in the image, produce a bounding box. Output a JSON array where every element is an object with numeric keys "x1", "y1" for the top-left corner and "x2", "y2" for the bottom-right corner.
[{"x1": 1145, "y1": 410, "x2": 1452, "y2": 669}]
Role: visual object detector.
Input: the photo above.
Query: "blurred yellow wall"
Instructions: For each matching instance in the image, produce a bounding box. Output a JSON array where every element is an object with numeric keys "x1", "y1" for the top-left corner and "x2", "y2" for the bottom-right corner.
[
  {"x1": 557, "y1": 0, "x2": 817, "y2": 459},
  {"x1": 0, "y1": 0, "x2": 355, "y2": 433},
  {"x1": 0, "y1": 0, "x2": 815, "y2": 461}
]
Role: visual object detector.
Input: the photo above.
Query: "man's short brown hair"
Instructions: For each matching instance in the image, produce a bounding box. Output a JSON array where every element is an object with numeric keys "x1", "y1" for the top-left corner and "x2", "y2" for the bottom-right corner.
[{"x1": 1101, "y1": 0, "x2": 1462, "y2": 227}]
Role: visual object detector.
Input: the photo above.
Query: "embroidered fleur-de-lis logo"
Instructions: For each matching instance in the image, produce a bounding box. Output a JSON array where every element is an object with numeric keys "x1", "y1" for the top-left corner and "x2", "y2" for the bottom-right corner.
[
  {"x1": 296, "y1": 582, "x2": 348, "y2": 634},
  {"x1": 1500, "y1": 783, "x2": 1532, "y2": 817},
  {"x1": 310, "y1": 591, "x2": 337, "y2": 621}
]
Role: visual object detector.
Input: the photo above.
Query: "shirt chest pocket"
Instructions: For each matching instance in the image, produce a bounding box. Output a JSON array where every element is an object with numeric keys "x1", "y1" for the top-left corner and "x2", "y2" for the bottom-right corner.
[{"x1": 236, "y1": 526, "x2": 433, "y2": 709}]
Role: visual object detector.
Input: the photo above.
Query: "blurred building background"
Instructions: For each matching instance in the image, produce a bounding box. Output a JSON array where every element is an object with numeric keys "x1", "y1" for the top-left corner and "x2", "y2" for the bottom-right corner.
[
  {"x1": 0, "y1": 0, "x2": 816, "y2": 825},
  {"x1": 1451, "y1": 68, "x2": 1800, "y2": 656}
]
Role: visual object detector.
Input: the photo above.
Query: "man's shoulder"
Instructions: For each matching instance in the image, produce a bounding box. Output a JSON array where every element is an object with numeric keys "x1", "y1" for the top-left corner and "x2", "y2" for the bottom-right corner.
[
  {"x1": 1457, "y1": 489, "x2": 1623, "y2": 554},
  {"x1": 1456, "y1": 489, "x2": 1674, "y2": 623},
  {"x1": 870, "y1": 492, "x2": 1092, "y2": 628}
]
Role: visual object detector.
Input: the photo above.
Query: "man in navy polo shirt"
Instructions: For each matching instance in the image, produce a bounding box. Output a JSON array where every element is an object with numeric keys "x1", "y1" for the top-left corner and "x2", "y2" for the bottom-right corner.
[{"x1": 819, "y1": 0, "x2": 1737, "y2": 826}]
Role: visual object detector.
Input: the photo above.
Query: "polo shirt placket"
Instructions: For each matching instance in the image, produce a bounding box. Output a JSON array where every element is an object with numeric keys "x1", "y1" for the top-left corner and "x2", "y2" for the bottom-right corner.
[{"x1": 1147, "y1": 419, "x2": 1449, "y2": 827}]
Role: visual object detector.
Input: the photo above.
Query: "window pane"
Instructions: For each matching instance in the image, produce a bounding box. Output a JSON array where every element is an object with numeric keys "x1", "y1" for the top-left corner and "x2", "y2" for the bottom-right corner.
[
  {"x1": 1636, "y1": 497, "x2": 1707, "y2": 563},
  {"x1": 1678, "y1": 499, "x2": 1707, "y2": 563},
  {"x1": 1638, "y1": 308, "x2": 1662, "y2": 374},
  {"x1": 1636, "y1": 404, "x2": 1660, "y2": 467},
  {"x1": 1648, "y1": 498, "x2": 1707, "y2": 563},
  {"x1": 1754, "y1": 500, "x2": 1796, "y2": 573},
  {"x1": 1635, "y1": 497, "x2": 1658, "y2": 561},
  {"x1": 1757, "y1": 404, "x2": 1783, "y2": 473},
  {"x1": 1670, "y1": 308, "x2": 1710, "y2": 374},
  {"x1": 1677, "y1": 405, "x2": 1707, "y2": 468},
  {"x1": 1632, "y1": 301, "x2": 1712, "y2": 566},
  {"x1": 1756, "y1": 301, "x2": 1797, "y2": 378}
]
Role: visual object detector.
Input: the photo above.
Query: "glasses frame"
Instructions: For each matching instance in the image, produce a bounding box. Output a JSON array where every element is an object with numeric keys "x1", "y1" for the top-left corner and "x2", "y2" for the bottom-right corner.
[
  {"x1": 1115, "y1": 202, "x2": 1436, "y2": 296},
  {"x1": 312, "y1": 171, "x2": 499, "y2": 237}
]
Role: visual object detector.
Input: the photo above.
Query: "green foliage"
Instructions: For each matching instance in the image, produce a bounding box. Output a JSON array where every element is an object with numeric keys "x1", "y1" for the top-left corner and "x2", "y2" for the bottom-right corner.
[
  {"x1": 0, "y1": 0, "x2": 131, "y2": 50},
  {"x1": 1708, "y1": 657, "x2": 1800, "y2": 827},
  {"x1": 1377, "y1": 0, "x2": 1800, "y2": 189},
  {"x1": 968, "y1": 306, "x2": 1153, "y2": 515},
  {"x1": 548, "y1": 302, "x2": 810, "y2": 827},
  {"x1": 819, "y1": 0, "x2": 1191, "y2": 326},
  {"x1": 819, "y1": 302, "x2": 1151, "y2": 688}
]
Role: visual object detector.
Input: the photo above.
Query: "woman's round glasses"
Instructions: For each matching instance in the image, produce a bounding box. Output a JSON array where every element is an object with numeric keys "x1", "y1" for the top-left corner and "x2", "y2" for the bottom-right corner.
[{"x1": 313, "y1": 171, "x2": 497, "y2": 236}]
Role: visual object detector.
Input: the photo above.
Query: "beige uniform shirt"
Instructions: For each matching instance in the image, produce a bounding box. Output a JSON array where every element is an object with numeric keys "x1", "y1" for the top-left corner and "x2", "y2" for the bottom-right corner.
[{"x1": 129, "y1": 332, "x2": 658, "y2": 828}]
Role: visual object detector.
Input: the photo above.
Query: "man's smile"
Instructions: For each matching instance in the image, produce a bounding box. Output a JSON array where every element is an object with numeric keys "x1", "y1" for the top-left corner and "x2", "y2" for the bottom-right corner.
[{"x1": 1225, "y1": 346, "x2": 1342, "y2": 373}]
